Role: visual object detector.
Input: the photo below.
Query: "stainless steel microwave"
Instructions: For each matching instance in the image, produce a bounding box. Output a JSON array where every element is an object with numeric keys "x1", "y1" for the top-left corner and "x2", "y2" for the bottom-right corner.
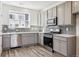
[{"x1": 47, "y1": 17, "x2": 57, "y2": 26}]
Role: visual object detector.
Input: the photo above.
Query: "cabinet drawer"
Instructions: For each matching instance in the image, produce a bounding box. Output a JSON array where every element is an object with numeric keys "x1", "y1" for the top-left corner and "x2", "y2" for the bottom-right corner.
[
  {"x1": 22, "y1": 33, "x2": 35, "y2": 37},
  {"x1": 3, "y1": 35, "x2": 11, "y2": 38},
  {"x1": 54, "y1": 36, "x2": 67, "y2": 41}
]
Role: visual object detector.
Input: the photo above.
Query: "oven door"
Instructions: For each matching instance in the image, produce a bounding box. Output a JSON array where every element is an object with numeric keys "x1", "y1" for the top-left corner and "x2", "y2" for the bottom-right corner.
[
  {"x1": 44, "y1": 36, "x2": 53, "y2": 48},
  {"x1": 43, "y1": 33, "x2": 53, "y2": 48}
]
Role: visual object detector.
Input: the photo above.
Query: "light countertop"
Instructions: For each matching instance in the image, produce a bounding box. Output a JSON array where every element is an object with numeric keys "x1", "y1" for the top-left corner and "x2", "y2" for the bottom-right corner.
[
  {"x1": 0, "y1": 32, "x2": 44, "y2": 35},
  {"x1": 54, "y1": 34, "x2": 76, "y2": 37}
]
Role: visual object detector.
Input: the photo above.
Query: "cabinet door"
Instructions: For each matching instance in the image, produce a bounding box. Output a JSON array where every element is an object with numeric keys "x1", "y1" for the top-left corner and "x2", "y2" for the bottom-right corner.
[
  {"x1": 52, "y1": 7, "x2": 57, "y2": 19},
  {"x1": 0, "y1": 36, "x2": 2, "y2": 56},
  {"x1": 0, "y1": 36, "x2": 2, "y2": 50},
  {"x1": 53, "y1": 38, "x2": 60, "y2": 52},
  {"x1": 43, "y1": 11, "x2": 47, "y2": 32},
  {"x1": 21, "y1": 36, "x2": 29, "y2": 46},
  {"x1": 22, "y1": 33, "x2": 36, "y2": 46},
  {"x1": 38, "y1": 33, "x2": 44, "y2": 45},
  {"x1": 2, "y1": 35, "x2": 11, "y2": 50},
  {"x1": 72, "y1": 1, "x2": 79, "y2": 13},
  {"x1": 64, "y1": 2, "x2": 72, "y2": 25},
  {"x1": 60, "y1": 40, "x2": 67, "y2": 56},
  {"x1": 17, "y1": 34, "x2": 22, "y2": 46},
  {"x1": 57, "y1": 3, "x2": 65, "y2": 25},
  {"x1": 47, "y1": 8, "x2": 53, "y2": 19}
]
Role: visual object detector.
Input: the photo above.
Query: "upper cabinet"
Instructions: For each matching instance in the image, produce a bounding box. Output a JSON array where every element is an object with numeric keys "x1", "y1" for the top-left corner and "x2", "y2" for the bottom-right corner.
[
  {"x1": 57, "y1": 1, "x2": 75, "y2": 25},
  {"x1": 72, "y1": 1, "x2": 79, "y2": 14},
  {"x1": 57, "y1": 3, "x2": 65, "y2": 25},
  {"x1": 52, "y1": 7, "x2": 57, "y2": 19},
  {"x1": 47, "y1": 7, "x2": 56, "y2": 19},
  {"x1": 47, "y1": 8, "x2": 53, "y2": 19},
  {"x1": 41, "y1": 11, "x2": 47, "y2": 27},
  {"x1": 64, "y1": 1, "x2": 72, "y2": 25}
]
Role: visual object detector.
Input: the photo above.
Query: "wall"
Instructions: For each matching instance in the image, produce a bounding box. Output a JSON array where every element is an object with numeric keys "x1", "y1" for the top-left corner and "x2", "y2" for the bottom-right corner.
[
  {"x1": 1, "y1": 4, "x2": 40, "y2": 26},
  {"x1": 0, "y1": 2, "x2": 2, "y2": 56},
  {"x1": 76, "y1": 14, "x2": 79, "y2": 57}
]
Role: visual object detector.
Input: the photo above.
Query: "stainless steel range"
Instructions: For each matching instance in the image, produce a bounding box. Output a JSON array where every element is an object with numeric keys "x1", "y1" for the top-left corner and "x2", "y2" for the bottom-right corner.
[{"x1": 43, "y1": 26, "x2": 61, "y2": 52}]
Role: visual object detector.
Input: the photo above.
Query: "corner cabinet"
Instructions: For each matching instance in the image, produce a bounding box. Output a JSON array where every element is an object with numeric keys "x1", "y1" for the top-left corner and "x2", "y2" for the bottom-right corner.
[
  {"x1": 72, "y1": 1, "x2": 79, "y2": 13},
  {"x1": 53, "y1": 35, "x2": 76, "y2": 56}
]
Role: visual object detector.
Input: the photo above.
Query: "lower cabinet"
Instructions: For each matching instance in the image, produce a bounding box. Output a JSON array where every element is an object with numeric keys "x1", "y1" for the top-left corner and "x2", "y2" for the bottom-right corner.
[
  {"x1": 53, "y1": 36, "x2": 76, "y2": 56},
  {"x1": 0, "y1": 36, "x2": 2, "y2": 56},
  {"x1": 21, "y1": 33, "x2": 37, "y2": 46},
  {"x1": 17, "y1": 34, "x2": 22, "y2": 47},
  {"x1": 60, "y1": 40, "x2": 67, "y2": 56},
  {"x1": 2, "y1": 33, "x2": 38, "y2": 49},
  {"x1": 53, "y1": 39, "x2": 60, "y2": 53},
  {"x1": 38, "y1": 33, "x2": 44, "y2": 45},
  {"x1": 2, "y1": 35, "x2": 11, "y2": 50}
]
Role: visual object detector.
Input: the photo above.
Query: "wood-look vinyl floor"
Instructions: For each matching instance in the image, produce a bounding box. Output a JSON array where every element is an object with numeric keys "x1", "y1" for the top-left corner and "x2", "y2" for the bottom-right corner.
[{"x1": 1, "y1": 45, "x2": 64, "y2": 57}]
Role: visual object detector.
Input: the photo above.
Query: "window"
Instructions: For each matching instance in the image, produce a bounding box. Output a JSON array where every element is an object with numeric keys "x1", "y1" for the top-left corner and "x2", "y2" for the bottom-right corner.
[{"x1": 8, "y1": 11, "x2": 30, "y2": 29}]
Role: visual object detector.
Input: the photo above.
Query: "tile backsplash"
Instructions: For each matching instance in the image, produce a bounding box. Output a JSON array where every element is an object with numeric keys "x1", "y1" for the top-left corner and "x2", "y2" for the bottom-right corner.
[
  {"x1": 60, "y1": 25, "x2": 76, "y2": 35},
  {"x1": 45, "y1": 25, "x2": 76, "y2": 35}
]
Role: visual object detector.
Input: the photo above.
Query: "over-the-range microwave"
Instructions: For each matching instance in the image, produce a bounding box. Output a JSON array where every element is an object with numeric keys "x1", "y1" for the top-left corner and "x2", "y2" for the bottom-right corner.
[{"x1": 47, "y1": 17, "x2": 57, "y2": 26}]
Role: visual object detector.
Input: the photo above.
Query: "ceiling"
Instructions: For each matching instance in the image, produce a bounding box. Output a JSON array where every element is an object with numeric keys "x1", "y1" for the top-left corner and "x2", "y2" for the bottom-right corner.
[{"x1": 1, "y1": 1, "x2": 63, "y2": 10}]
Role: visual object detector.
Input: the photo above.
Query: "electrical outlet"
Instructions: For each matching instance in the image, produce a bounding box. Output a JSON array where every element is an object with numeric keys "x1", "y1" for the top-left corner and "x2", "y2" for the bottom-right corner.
[{"x1": 66, "y1": 27, "x2": 69, "y2": 31}]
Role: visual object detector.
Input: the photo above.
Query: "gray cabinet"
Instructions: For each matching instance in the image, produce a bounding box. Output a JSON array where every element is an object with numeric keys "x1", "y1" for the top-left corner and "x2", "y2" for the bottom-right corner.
[
  {"x1": 17, "y1": 34, "x2": 22, "y2": 47},
  {"x1": 64, "y1": 2, "x2": 72, "y2": 25},
  {"x1": 2, "y1": 35, "x2": 11, "y2": 50},
  {"x1": 72, "y1": 1, "x2": 79, "y2": 13},
  {"x1": 41, "y1": 11, "x2": 47, "y2": 31},
  {"x1": 47, "y1": 7, "x2": 56, "y2": 19},
  {"x1": 60, "y1": 40, "x2": 67, "y2": 56},
  {"x1": 53, "y1": 38, "x2": 60, "y2": 52},
  {"x1": 22, "y1": 33, "x2": 37, "y2": 46},
  {"x1": 0, "y1": 36, "x2": 2, "y2": 56},
  {"x1": 40, "y1": 11, "x2": 47, "y2": 27},
  {"x1": 57, "y1": 2, "x2": 75, "y2": 25},
  {"x1": 64, "y1": 2, "x2": 75, "y2": 25},
  {"x1": 53, "y1": 36, "x2": 76, "y2": 56},
  {"x1": 47, "y1": 8, "x2": 53, "y2": 19},
  {"x1": 52, "y1": 7, "x2": 57, "y2": 19},
  {"x1": 38, "y1": 33, "x2": 44, "y2": 45},
  {"x1": 57, "y1": 3, "x2": 65, "y2": 25}
]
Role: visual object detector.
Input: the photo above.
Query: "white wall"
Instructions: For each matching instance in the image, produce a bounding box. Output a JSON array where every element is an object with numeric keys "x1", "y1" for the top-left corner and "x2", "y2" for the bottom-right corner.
[{"x1": 1, "y1": 4, "x2": 40, "y2": 26}]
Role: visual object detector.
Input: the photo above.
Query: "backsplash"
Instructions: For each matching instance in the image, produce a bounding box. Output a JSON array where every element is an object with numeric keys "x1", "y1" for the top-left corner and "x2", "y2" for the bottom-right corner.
[
  {"x1": 60, "y1": 25, "x2": 76, "y2": 35},
  {"x1": 45, "y1": 25, "x2": 76, "y2": 35}
]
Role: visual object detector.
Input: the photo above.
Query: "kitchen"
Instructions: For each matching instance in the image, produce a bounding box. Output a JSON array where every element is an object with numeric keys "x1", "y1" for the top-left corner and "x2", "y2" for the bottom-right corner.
[{"x1": 0, "y1": 1, "x2": 78, "y2": 57}]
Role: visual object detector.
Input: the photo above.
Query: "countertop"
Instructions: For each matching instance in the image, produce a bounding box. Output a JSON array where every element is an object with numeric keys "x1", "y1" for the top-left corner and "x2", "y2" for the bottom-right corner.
[
  {"x1": 54, "y1": 34, "x2": 76, "y2": 37},
  {"x1": 0, "y1": 32, "x2": 44, "y2": 35}
]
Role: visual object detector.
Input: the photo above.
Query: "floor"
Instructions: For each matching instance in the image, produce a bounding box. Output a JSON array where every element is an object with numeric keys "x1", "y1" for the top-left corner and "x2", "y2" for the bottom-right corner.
[{"x1": 1, "y1": 45, "x2": 64, "y2": 57}]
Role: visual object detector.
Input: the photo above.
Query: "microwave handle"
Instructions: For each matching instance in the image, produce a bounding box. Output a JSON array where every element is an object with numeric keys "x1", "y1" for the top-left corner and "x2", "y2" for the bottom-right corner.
[{"x1": 54, "y1": 17, "x2": 57, "y2": 25}]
